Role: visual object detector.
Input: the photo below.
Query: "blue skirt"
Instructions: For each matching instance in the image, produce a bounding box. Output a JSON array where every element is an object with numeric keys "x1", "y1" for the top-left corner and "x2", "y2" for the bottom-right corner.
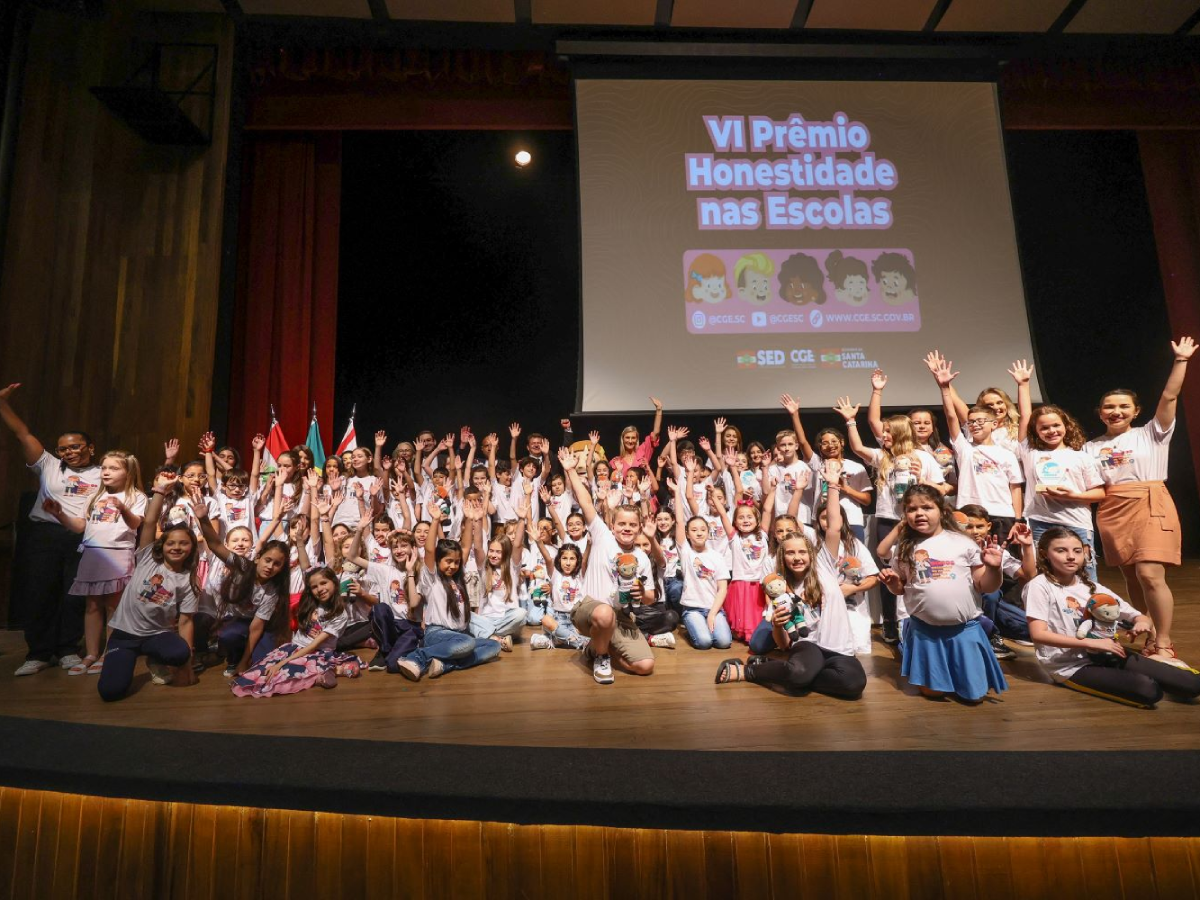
[{"x1": 901, "y1": 617, "x2": 1007, "y2": 700}]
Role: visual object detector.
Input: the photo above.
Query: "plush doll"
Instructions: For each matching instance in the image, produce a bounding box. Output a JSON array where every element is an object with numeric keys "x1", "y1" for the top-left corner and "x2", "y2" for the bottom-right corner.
[
  {"x1": 838, "y1": 555, "x2": 863, "y2": 586},
  {"x1": 762, "y1": 572, "x2": 809, "y2": 639},
  {"x1": 1075, "y1": 593, "x2": 1122, "y2": 665},
  {"x1": 616, "y1": 553, "x2": 640, "y2": 607}
]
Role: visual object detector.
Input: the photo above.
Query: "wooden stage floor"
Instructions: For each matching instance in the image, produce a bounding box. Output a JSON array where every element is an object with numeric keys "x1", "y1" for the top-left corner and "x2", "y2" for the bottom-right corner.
[{"x1": 1, "y1": 563, "x2": 1198, "y2": 753}]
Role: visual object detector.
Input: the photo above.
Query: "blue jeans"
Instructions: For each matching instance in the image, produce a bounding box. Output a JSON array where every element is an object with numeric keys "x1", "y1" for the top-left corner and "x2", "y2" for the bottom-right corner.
[
  {"x1": 981, "y1": 591, "x2": 1031, "y2": 641},
  {"x1": 404, "y1": 624, "x2": 500, "y2": 675},
  {"x1": 522, "y1": 592, "x2": 549, "y2": 626},
  {"x1": 216, "y1": 617, "x2": 276, "y2": 667},
  {"x1": 469, "y1": 608, "x2": 527, "y2": 640},
  {"x1": 1030, "y1": 519, "x2": 1097, "y2": 583},
  {"x1": 545, "y1": 610, "x2": 589, "y2": 649},
  {"x1": 369, "y1": 604, "x2": 423, "y2": 672},
  {"x1": 749, "y1": 619, "x2": 779, "y2": 655},
  {"x1": 681, "y1": 608, "x2": 732, "y2": 650},
  {"x1": 663, "y1": 576, "x2": 684, "y2": 612}
]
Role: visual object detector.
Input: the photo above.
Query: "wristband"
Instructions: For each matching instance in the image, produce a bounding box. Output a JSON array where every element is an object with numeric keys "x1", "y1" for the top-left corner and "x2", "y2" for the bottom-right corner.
[{"x1": 846, "y1": 419, "x2": 857, "y2": 426}]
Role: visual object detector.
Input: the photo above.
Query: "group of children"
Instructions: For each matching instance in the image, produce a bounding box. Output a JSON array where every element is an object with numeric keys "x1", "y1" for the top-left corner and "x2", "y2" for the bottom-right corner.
[{"x1": 4, "y1": 336, "x2": 1199, "y2": 709}]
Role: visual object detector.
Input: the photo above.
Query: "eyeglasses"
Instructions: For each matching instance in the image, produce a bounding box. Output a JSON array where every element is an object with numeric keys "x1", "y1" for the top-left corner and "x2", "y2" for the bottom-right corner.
[{"x1": 55, "y1": 443, "x2": 88, "y2": 454}]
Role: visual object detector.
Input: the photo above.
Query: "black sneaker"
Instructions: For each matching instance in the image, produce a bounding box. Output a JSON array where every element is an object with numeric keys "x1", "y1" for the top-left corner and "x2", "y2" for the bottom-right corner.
[
  {"x1": 881, "y1": 620, "x2": 900, "y2": 645},
  {"x1": 367, "y1": 653, "x2": 387, "y2": 671},
  {"x1": 990, "y1": 632, "x2": 1016, "y2": 660}
]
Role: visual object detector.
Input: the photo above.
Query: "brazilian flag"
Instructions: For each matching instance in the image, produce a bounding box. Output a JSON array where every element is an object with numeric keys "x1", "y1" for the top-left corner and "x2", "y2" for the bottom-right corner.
[{"x1": 306, "y1": 409, "x2": 327, "y2": 477}]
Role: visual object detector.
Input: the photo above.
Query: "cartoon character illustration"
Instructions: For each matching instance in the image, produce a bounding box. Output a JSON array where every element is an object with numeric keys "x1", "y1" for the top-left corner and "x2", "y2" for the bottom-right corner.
[
  {"x1": 824, "y1": 251, "x2": 870, "y2": 307},
  {"x1": 1075, "y1": 593, "x2": 1123, "y2": 665},
  {"x1": 225, "y1": 501, "x2": 246, "y2": 523},
  {"x1": 837, "y1": 555, "x2": 863, "y2": 586},
  {"x1": 96, "y1": 499, "x2": 121, "y2": 524},
  {"x1": 778, "y1": 253, "x2": 826, "y2": 306},
  {"x1": 693, "y1": 558, "x2": 717, "y2": 581},
  {"x1": 63, "y1": 476, "x2": 98, "y2": 497},
  {"x1": 685, "y1": 253, "x2": 730, "y2": 304},
  {"x1": 138, "y1": 574, "x2": 171, "y2": 605},
  {"x1": 871, "y1": 251, "x2": 917, "y2": 306},
  {"x1": 913, "y1": 549, "x2": 932, "y2": 585},
  {"x1": 389, "y1": 580, "x2": 403, "y2": 605},
  {"x1": 734, "y1": 253, "x2": 774, "y2": 305},
  {"x1": 615, "y1": 553, "x2": 640, "y2": 606}
]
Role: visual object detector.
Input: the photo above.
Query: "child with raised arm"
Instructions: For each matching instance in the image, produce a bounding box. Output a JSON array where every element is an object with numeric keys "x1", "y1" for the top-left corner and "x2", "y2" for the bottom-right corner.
[
  {"x1": 392, "y1": 496, "x2": 502, "y2": 681},
  {"x1": 780, "y1": 392, "x2": 872, "y2": 540},
  {"x1": 469, "y1": 485, "x2": 530, "y2": 651},
  {"x1": 716, "y1": 460, "x2": 866, "y2": 699},
  {"x1": 44, "y1": 450, "x2": 147, "y2": 676},
  {"x1": 676, "y1": 468, "x2": 732, "y2": 651},
  {"x1": 926, "y1": 352, "x2": 1023, "y2": 536},
  {"x1": 193, "y1": 499, "x2": 292, "y2": 676},
  {"x1": 878, "y1": 485, "x2": 1007, "y2": 703},
  {"x1": 558, "y1": 446, "x2": 656, "y2": 684},
  {"x1": 1010, "y1": 360, "x2": 1105, "y2": 582},
  {"x1": 1084, "y1": 336, "x2": 1194, "y2": 666},
  {"x1": 712, "y1": 488, "x2": 770, "y2": 644},
  {"x1": 97, "y1": 472, "x2": 201, "y2": 701}
]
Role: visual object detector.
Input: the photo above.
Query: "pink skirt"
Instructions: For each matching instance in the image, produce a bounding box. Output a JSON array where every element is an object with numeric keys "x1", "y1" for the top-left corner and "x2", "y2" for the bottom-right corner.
[
  {"x1": 69, "y1": 546, "x2": 134, "y2": 597},
  {"x1": 230, "y1": 643, "x2": 363, "y2": 698},
  {"x1": 725, "y1": 580, "x2": 766, "y2": 642}
]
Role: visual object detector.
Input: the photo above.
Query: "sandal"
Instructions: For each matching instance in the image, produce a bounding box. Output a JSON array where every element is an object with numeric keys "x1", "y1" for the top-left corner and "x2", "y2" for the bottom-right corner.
[
  {"x1": 1144, "y1": 642, "x2": 1196, "y2": 671},
  {"x1": 87, "y1": 656, "x2": 105, "y2": 675},
  {"x1": 68, "y1": 655, "x2": 98, "y2": 676},
  {"x1": 715, "y1": 658, "x2": 745, "y2": 684}
]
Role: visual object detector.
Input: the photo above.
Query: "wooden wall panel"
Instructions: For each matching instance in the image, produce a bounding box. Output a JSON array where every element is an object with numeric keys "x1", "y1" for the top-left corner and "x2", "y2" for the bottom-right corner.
[
  {"x1": 0, "y1": 9, "x2": 233, "y2": 536},
  {"x1": 0, "y1": 787, "x2": 1198, "y2": 899}
]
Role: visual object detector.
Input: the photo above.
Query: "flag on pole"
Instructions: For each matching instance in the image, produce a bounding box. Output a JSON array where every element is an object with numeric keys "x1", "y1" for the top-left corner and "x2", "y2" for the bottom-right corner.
[
  {"x1": 335, "y1": 404, "x2": 358, "y2": 456},
  {"x1": 306, "y1": 403, "x2": 327, "y2": 476},
  {"x1": 261, "y1": 405, "x2": 290, "y2": 486}
]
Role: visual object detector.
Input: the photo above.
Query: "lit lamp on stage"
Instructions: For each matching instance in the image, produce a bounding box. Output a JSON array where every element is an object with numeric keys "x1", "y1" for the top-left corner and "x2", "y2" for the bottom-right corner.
[{"x1": 514, "y1": 149, "x2": 532, "y2": 168}]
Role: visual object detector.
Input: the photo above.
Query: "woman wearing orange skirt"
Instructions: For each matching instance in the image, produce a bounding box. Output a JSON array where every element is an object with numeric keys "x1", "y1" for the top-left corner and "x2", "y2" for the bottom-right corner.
[{"x1": 1085, "y1": 336, "x2": 1194, "y2": 667}]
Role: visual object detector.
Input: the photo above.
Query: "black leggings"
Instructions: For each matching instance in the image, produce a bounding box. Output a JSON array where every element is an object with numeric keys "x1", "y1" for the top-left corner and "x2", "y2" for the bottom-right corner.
[
  {"x1": 1065, "y1": 653, "x2": 1200, "y2": 708},
  {"x1": 98, "y1": 629, "x2": 191, "y2": 702},
  {"x1": 748, "y1": 642, "x2": 866, "y2": 699},
  {"x1": 875, "y1": 518, "x2": 899, "y2": 624},
  {"x1": 631, "y1": 602, "x2": 680, "y2": 636},
  {"x1": 336, "y1": 619, "x2": 373, "y2": 651}
]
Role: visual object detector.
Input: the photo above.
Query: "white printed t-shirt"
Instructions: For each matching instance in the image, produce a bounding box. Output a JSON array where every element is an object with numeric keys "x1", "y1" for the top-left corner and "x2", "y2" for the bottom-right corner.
[
  {"x1": 1024, "y1": 575, "x2": 1140, "y2": 681},
  {"x1": 1017, "y1": 441, "x2": 1103, "y2": 531},
  {"x1": 109, "y1": 545, "x2": 198, "y2": 637},
  {"x1": 80, "y1": 491, "x2": 148, "y2": 549},
  {"x1": 581, "y1": 516, "x2": 652, "y2": 610},
  {"x1": 1084, "y1": 419, "x2": 1174, "y2": 485},
  {"x1": 895, "y1": 531, "x2": 982, "y2": 626},
  {"x1": 950, "y1": 433, "x2": 1022, "y2": 517},
  {"x1": 28, "y1": 451, "x2": 101, "y2": 524}
]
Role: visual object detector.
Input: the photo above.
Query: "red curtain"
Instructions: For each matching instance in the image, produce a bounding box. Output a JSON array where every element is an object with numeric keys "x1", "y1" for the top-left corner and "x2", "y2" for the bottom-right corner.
[
  {"x1": 1139, "y1": 132, "x2": 1200, "y2": 484},
  {"x1": 229, "y1": 133, "x2": 341, "y2": 454}
]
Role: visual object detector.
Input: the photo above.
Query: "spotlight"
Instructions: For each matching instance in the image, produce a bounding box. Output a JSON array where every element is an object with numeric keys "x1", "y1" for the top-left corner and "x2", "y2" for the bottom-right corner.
[{"x1": 514, "y1": 149, "x2": 532, "y2": 168}]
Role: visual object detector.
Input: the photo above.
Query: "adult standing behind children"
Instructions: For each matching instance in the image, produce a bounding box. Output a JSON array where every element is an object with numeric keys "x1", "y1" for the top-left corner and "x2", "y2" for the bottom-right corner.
[
  {"x1": 558, "y1": 446, "x2": 656, "y2": 684},
  {"x1": 0, "y1": 383, "x2": 100, "y2": 675}
]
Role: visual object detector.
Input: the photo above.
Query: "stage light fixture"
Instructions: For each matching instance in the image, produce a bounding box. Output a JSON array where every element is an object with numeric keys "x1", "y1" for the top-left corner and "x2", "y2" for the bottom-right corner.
[{"x1": 514, "y1": 150, "x2": 532, "y2": 168}]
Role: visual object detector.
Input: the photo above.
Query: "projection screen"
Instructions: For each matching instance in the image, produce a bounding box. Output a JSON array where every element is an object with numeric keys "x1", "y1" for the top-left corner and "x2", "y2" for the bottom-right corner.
[{"x1": 575, "y1": 79, "x2": 1042, "y2": 412}]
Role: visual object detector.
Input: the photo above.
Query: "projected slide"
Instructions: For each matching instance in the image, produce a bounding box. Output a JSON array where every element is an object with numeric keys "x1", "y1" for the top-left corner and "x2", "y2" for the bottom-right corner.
[{"x1": 575, "y1": 80, "x2": 1041, "y2": 412}]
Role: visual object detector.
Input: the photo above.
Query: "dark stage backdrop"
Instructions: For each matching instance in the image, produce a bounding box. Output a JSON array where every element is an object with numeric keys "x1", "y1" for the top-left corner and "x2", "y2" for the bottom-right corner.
[{"x1": 336, "y1": 129, "x2": 1198, "y2": 550}]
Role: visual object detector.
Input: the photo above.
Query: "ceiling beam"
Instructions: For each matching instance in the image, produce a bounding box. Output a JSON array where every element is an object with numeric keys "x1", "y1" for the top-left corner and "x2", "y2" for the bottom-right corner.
[
  {"x1": 1175, "y1": 4, "x2": 1200, "y2": 35},
  {"x1": 924, "y1": 0, "x2": 953, "y2": 32},
  {"x1": 790, "y1": 0, "x2": 814, "y2": 29},
  {"x1": 1049, "y1": 0, "x2": 1090, "y2": 33},
  {"x1": 654, "y1": 0, "x2": 674, "y2": 28}
]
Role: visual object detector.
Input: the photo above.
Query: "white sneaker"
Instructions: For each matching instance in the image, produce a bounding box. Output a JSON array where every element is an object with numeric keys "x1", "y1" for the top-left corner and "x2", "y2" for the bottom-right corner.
[
  {"x1": 427, "y1": 658, "x2": 445, "y2": 679},
  {"x1": 223, "y1": 665, "x2": 237, "y2": 678},
  {"x1": 147, "y1": 662, "x2": 174, "y2": 685},
  {"x1": 648, "y1": 632, "x2": 676, "y2": 649},
  {"x1": 58, "y1": 654, "x2": 83, "y2": 669},
  {"x1": 498, "y1": 635, "x2": 514, "y2": 652},
  {"x1": 592, "y1": 653, "x2": 614, "y2": 684},
  {"x1": 14, "y1": 660, "x2": 50, "y2": 676},
  {"x1": 530, "y1": 634, "x2": 553, "y2": 650}
]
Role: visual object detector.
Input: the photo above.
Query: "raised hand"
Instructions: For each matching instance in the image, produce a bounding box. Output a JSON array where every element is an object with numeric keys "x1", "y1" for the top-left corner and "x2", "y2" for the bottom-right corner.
[
  {"x1": 426, "y1": 499, "x2": 444, "y2": 521},
  {"x1": 639, "y1": 476, "x2": 651, "y2": 495},
  {"x1": 441, "y1": 433, "x2": 454, "y2": 450},
  {"x1": 374, "y1": 430, "x2": 387, "y2": 448},
  {"x1": 465, "y1": 431, "x2": 476, "y2": 449},
  {"x1": 607, "y1": 487, "x2": 623, "y2": 510},
  {"x1": 921, "y1": 350, "x2": 945, "y2": 376},
  {"x1": 698, "y1": 436, "x2": 711, "y2": 452},
  {"x1": 823, "y1": 457, "x2": 843, "y2": 484},
  {"x1": 0, "y1": 383, "x2": 20, "y2": 403},
  {"x1": 649, "y1": 396, "x2": 663, "y2": 410},
  {"x1": 1007, "y1": 521, "x2": 1032, "y2": 545},
  {"x1": 380, "y1": 454, "x2": 393, "y2": 472},
  {"x1": 164, "y1": 438, "x2": 180, "y2": 460},
  {"x1": 779, "y1": 393, "x2": 799, "y2": 414},
  {"x1": 980, "y1": 535, "x2": 1004, "y2": 568},
  {"x1": 1172, "y1": 336, "x2": 1197, "y2": 361},
  {"x1": 931, "y1": 357, "x2": 959, "y2": 387},
  {"x1": 329, "y1": 488, "x2": 345, "y2": 511},
  {"x1": 557, "y1": 446, "x2": 576, "y2": 468},
  {"x1": 280, "y1": 495, "x2": 296, "y2": 514},
  {"x1": 539, "y1": 485, "x2": 552, "y2": 503},
  {"x1": 459, "y1": 426, "x2": 470, "y2": 447},
  {"x1": 870, "y1": 368, "x2": 888, "y2": 391},
  {"x1": 358, "y1": 509, "x2": 373, "y2": 531},
  {"x1": 588, "y1": 430, "x2": 600, "y2": 445},
  {"x1": 560, "y1": 418, "x2": 572, "y2": 430},
  {"x1": 714, "y1": 416, "x2": 727, "y2": 434},
  {"x1": 304, "y1": 470, "x2": 319, "y2": 491},
  {"x1": 832, "y1": 396, "x2": 861, "y2": 421},
  {"x1": 353, "y1": 482, "x2": 365, "y2": 499},
  {"x1": 153, "y1": 471, "x2": 178, "y2": 493},
  {"x1": 198, "y1": 432, "x2": 215, "y2": 453},
  {"x1": 326, "y1": 472, "x2": 343, "y2": 494},
  {"x1": 522, "y1": 480, "x2": 534, "y2": 497},
  {"x1": 369, "y1": 476, "x2": 385, "y2": 497},
  {"x1": 1008, "y1": 359, "x2": 1034, "y2": 385},
  {"x1": 188, "y1": 494, "x2": 208, "y2": 520},
  {"x1": 251, "y1": 433, "x2": 265, "y2": 452},
  {"x1": 315, "y1": 495, "x2": 332, "y2": 518},
  {"x1": 509, "y1": 422, "x2": 522, "y2": 439}
]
